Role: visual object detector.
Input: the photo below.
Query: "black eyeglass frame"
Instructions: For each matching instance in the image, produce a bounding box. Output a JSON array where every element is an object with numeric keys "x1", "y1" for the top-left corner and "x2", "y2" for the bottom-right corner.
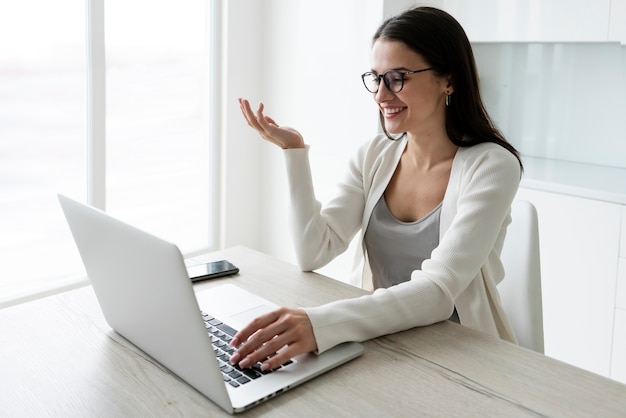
[{"x1": 361, "y1": 68, "x2": 434, "y2": 93}]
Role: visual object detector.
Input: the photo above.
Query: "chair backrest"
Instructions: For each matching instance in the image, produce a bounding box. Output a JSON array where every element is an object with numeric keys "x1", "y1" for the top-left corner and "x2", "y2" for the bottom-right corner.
[{"x1": 498, "y1": 199, "x2": 544, "y2": 353}]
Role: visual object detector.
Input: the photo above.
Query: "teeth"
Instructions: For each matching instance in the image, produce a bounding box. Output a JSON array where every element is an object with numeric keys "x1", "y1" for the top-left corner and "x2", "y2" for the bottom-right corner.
[{"x1": 384, "y1": 107, "x2": 403, "y2": 114}]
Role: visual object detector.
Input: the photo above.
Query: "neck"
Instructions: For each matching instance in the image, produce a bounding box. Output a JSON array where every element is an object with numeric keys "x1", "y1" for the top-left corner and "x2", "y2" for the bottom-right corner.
[{"x1": 404, "y1": 132, "x2": 458, "y2": 170}]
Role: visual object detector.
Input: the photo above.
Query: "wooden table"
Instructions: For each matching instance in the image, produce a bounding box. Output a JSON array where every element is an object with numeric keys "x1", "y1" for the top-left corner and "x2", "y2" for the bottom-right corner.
[{"x1": 1, "y1": 246, "x2": 625, "y2": 417}]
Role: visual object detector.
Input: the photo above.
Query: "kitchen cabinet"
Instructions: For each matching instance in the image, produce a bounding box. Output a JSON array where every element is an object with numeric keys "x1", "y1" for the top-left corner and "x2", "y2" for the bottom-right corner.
[
  {"x1": 612, "y1": 207, "x2": 626, "y2": 383},
  {"x1": 515, "y1": 188, "x2": 622, "y2": 377},
  {"x1": 421, "y1": 0, "x2": 625, "y2": 43},
  {"x1": 612, "y1": 307, "x2": 626, "y2": 383}
]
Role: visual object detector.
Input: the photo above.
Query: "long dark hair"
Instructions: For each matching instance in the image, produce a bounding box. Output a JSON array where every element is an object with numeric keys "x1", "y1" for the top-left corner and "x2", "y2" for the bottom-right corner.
[{"x1": 373, "y1": 7, "x2": 523, "y2": 170}]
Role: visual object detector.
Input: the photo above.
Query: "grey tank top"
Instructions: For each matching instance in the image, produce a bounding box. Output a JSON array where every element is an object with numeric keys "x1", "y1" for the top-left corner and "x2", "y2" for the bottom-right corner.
[
  {"x1": 364, "y1": 196, "x2": 460, "y2": 323},
  {"x1": 364, "y1": 196, "x2": 442, "y2": 289}
]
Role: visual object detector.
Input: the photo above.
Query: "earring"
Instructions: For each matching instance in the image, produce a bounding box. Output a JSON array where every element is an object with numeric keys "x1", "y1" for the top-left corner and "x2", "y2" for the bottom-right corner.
[{"x1": 445, "y1": 94, "x2": 451, "y2": 107}]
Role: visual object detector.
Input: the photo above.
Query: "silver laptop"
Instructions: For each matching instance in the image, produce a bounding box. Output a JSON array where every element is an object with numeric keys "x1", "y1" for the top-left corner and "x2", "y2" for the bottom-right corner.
[{"x1": 58, "y1": 194, "x2": 364, "y2": 414}]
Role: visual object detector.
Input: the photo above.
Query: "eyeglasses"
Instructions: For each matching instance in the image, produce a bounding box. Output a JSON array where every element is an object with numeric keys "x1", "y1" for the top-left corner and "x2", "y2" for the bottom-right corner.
[{"x1": 361, "y1": 68, "x2": 434, "y2": 93}]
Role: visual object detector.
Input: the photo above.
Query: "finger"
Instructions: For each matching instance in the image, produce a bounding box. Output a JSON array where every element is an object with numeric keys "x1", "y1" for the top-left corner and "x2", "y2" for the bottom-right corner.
[
  {"x1": 260, "y1": 344, "x2": 301, "y2": 371},
  {"x1": 264, "y1": 116, "x2": 279, "y2": 127},
  {"x1": 241, "y1": 326, "x2": 312, "y2": 371},
  {"x1": 255, "y1": 102, "x2": 274, "y2": 131},
  {"x1": 230, "y1": 309, "x2": 290, "y2": 366},
  {"x1": 239, "y1": 98, "x2": 254, "y2": 127},
  {"x1": 239, "y1": 98, "x2": 267, "y2": 134},
  {"x1": 231, "y1": 321, "x2": 287, "y2": 365},
  {"x1": 236, "y1": 333, "x2": 288, "y2": 369},
  {"x1": 231, "y1": 308, "x2": 314, "y2": 369},
  {"x1": 244, "y1": 101, "x2": 277, "y2": 140},
  {"x1": 230, "y1": 310, "x2": 279, "y2": 347},
  {"x1": 239, "y1": 98, "x2": 261, "y2": 129}
]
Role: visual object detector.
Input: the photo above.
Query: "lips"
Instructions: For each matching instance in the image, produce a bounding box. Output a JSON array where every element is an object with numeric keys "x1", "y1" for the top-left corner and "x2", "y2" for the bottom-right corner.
[{"x1": 382, "y1": 106, "x2": 405, "y2": 117}]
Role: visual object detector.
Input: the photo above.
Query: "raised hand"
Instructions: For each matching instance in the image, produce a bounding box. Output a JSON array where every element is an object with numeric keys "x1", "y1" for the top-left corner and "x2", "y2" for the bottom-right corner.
[{"x1": 239, "y1": 98, "x2": 305, "y2": 149}]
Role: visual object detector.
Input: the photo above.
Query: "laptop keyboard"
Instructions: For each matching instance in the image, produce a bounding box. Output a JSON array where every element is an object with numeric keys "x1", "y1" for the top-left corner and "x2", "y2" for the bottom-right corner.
[{"x1": 201, "y1": 312, "x2": 293, "y2": 388}]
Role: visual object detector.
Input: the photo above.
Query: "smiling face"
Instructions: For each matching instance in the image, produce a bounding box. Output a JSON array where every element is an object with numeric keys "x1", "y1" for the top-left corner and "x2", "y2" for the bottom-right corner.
[{"x1": 370, "y1": 39, "x2": 452, "y2": 140}]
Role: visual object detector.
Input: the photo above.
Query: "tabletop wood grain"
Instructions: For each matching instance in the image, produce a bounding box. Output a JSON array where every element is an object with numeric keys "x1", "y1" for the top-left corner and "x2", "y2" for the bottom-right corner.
[{"x1": 2, "y1": 246, "x2": 625, "y2": 417}]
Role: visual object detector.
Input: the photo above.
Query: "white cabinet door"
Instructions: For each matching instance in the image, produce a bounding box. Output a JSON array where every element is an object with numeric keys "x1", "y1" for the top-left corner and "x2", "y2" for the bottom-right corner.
[
  {"x1": 613, "y1": 256, "x2": 626, "y2": 383},
  {"x1": 424, "y1": 0, "x2": 616, "y2": 42},
  {"x1": 516, "y1": 188, "x2": 621, "y2": 376},
  {"x1": 621, "y1": 206, "x2": 626, "y2": 259},
  {"x1": 611, "y1": 308, "x2": 626, "y2": 383}
]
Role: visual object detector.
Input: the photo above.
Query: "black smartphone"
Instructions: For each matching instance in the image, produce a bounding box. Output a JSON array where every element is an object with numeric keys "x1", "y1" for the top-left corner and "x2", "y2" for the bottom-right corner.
[{"x1": 187, "y1": 260, "x2": 239, "y2": 282}]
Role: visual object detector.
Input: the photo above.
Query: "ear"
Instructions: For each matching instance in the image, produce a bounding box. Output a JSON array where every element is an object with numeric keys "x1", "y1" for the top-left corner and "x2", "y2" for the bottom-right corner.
[{"x1": 444, "y1": 74, "x2": 454, "y2": 95}]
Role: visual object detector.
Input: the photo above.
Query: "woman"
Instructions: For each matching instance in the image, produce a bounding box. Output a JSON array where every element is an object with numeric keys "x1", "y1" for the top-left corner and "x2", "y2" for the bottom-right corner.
[{"x1": 230, "y1": 6, "x2": 523, "y2": 372}]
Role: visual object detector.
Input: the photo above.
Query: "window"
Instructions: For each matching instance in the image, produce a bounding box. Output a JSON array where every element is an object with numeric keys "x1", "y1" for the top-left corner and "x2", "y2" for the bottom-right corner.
[{"x1": 0, "y1": 0, "x2": 216, "y2": 306}]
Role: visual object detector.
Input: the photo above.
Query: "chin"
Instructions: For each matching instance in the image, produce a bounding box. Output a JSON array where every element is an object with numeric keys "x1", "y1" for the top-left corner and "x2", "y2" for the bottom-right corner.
[{"x1": 384, "y1": 125, "x2": 404, "y2": 135}]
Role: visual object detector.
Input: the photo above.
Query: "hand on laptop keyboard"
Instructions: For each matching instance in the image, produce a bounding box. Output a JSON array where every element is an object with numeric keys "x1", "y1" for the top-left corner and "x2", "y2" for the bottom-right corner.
[
  {"x1": 202, "y1": 312, "x2": 292, "y2": 388},
  {"x1": 228, "y1": 307, "x2": 316, "y2": 372}
]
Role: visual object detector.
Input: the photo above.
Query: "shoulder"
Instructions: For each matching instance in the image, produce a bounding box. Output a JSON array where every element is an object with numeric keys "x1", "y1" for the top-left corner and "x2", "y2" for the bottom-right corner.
[
  {"x1": 441, "y1": 142, "x2": 521, "y2": 233},
  {"x1": 450, "y1": 142, "x2": 521, "y2": 195},
  {"x1": 455, "y1": 142, "x2": 520, "y2": 175},
  {"x1": 456, "y1": 141, "x2": 517, "y2": 161}
]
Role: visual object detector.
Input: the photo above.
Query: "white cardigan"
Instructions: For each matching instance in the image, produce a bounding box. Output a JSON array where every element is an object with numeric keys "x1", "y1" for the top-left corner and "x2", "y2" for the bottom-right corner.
[{"x1": 283, "y1": 134, "x2": 520, "y2": 353}]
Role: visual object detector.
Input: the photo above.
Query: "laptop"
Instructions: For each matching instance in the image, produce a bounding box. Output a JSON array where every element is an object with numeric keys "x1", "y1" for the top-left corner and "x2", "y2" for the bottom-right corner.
[{"x1": 57, "y1": 194, "x2": 364, "y2": 414}]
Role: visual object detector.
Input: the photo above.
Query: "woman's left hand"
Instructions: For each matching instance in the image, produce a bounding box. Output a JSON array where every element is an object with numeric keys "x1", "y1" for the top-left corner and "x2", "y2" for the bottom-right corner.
[{"x1": 229, "y1": 307, "x2": 317, "y2": 371}]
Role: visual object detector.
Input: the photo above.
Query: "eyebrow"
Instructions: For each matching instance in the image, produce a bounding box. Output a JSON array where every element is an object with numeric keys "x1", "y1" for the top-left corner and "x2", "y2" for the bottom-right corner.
[{"x1": 369, "y1": 66, "x2": 413, "y2": 74}]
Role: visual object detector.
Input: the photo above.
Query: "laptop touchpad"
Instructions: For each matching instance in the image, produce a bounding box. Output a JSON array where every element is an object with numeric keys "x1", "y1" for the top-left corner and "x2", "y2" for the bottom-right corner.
[{"x1": 230, "y1": 305, "x2": 273, "y2": 328}]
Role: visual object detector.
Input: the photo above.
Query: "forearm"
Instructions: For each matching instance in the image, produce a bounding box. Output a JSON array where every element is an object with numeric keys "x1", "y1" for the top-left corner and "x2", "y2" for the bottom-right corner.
[{"x1": 304, "y1": 277, "x2": 453, "y2": 353}]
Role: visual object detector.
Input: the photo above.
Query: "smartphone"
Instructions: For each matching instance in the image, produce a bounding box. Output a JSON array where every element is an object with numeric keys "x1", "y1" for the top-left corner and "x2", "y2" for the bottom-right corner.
[{"x1": 187, "y1": 260, "x2": 239, "y2": 282}]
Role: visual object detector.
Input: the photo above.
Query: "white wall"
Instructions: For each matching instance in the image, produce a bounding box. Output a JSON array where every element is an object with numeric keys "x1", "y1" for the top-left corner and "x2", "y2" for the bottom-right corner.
[{"x1": 221, "y1": 0, "x2": 382, "y2": 278}]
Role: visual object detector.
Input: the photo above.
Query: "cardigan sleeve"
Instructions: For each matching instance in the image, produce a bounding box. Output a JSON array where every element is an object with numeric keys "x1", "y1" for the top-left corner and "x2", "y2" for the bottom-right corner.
[
  {"x1": 283, "y1": 145, "x2": 367, "y2": 271},
  {"x1": 303, "y1": 144, "x2": 521, "y2": 353}
]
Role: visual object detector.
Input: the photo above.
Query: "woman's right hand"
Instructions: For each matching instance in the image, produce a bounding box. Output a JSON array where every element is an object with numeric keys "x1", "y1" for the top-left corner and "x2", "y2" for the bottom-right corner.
[{"x1": 239, "y1": 98, "x2": 305, "y2": 149}]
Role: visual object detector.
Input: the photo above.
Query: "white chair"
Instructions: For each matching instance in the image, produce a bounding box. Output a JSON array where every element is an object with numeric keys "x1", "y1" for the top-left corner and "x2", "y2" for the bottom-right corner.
[{"x1": 498, "y1": 199, "x2": 544, "y2": 353}]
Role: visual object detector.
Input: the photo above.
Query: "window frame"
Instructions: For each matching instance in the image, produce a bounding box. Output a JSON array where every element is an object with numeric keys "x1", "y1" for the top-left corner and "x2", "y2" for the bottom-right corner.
[{"x1": 0, "y1": 0, "x2": 220, "y2": 308}]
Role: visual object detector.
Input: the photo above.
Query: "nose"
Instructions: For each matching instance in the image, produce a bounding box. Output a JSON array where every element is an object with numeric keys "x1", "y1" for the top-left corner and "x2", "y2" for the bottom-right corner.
[{"x1": 374, "y1": 81, "x2": 394, "y2": 102}]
